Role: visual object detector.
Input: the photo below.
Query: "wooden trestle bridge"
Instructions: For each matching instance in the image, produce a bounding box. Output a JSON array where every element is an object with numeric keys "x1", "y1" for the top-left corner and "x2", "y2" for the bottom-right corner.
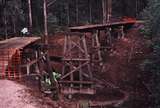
[
  {"x1": 61, "y1": 20, "x2": 143, "y2": 95},
  {"x1": 0, "y1": 20, "x2": 143, "y2": 99}
]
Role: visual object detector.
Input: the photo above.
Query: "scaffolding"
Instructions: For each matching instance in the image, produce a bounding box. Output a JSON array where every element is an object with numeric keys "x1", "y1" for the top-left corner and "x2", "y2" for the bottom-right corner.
[
  {"x1": 0, "y1": 37, "x2": 40, "y2": 79},
  {"x1": 0, "y1": 48, "x2": 21, "y2": 79}
]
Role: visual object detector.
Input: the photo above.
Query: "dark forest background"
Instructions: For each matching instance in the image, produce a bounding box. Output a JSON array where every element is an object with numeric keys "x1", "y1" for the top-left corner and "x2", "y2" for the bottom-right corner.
[{"x1": 0, "y1": 0, "x2": 147, "y2": 36}]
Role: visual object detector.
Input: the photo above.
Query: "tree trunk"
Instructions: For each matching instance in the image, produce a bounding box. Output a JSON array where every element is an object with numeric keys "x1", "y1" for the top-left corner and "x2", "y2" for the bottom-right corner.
[
  {"x1": 76, "y1": 0, "x2": 79, "y2": 25},
  {"x1": 102, "y1": 0, "x2": 107, "y2": 24},
  {"x1": 107, "y1": 0, "x2": 112, "y2": 22},
  {"x1": 43, "y1": 0, "x2": 59, "y2": 99},
  {"x1": 43, "y1": 0, "x2": 48, "y2": 44},
  {"x1": 88, "y1": 0, "x2": 92, "y2": 23},
  {"x1": 28, "y1": 0, "x2": 33, "y2": 33},
  {"x1": 12, "y1": 17, "x2": 16, "y2": 34},
  {"x1": 67, "y1": 0, "x2": 70, "y2": 26},
  {"x1": 4, "y1": 7, "x2": 8, "y2": 39}
]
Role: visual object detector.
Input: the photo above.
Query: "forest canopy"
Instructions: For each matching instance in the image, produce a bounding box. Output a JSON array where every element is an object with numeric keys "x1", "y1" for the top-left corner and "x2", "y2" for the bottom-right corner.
[{"x1": 0, "y1": 0, "x2": 147, "y2": 36}]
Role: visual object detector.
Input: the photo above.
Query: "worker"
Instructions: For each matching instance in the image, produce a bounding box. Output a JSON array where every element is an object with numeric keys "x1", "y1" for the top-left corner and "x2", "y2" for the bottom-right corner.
[
  {"x1": 40, "y1": 70, "x2": 61, "y2": 100},
  {"x1": 21, "y1": 27, "x2": 29, "y2": 36},
  {"x1": 44, "y1": 71, "x2": 61, "y2": 85}
]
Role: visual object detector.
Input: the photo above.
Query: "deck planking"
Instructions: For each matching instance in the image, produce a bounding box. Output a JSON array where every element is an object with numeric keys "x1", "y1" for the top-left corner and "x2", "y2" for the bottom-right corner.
[{"x1": 69, "y1": 20, "x2": 144, "y2": 32}]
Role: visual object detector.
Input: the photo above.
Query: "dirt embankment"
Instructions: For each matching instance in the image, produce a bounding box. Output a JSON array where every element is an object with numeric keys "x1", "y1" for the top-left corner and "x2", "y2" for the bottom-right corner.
[
  {"x1": 48, "y1": 28, "x2": 151, "y2": 107},
  {"x1": 0, "y1": 80, "x2": 69, "y2": 108},
  {"x1": 48, "y1": 29, "x2": 151, "y2": 88}
]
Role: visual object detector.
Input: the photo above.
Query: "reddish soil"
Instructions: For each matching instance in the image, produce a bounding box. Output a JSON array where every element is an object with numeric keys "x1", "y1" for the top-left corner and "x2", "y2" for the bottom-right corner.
[
  {"x1": 47, "y1": 27, "x2": 151, "y2": 107},
  {"x1": 9, "y1": 77, "x2": 80, "y2": 108},
  {"x1": 0, "y1": 80, "x2": 56, "y2": 108}
]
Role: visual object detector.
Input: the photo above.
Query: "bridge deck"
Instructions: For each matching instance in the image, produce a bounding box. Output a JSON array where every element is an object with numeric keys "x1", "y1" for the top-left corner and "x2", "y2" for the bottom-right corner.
[
  {"x1": 0, "y1": 37, "x2": 40, "y2": 49},
  {"x1": 69, "y1": 20, "x2": 144, "y2": 32}
]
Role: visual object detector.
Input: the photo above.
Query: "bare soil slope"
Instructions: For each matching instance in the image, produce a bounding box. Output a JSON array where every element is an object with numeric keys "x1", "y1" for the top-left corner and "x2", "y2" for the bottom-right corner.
[
  {"x1": 48, "y1": 28, "x2": 151, "y2": 107},
  {"x1": 0, "y1": 80, "x2": 57, "y2": 108}
]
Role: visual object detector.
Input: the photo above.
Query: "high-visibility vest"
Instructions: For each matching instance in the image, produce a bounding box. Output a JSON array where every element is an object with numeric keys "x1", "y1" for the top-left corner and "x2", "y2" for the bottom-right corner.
[{"x1": 45, "y1": 72, "x2": 61, "y2": 85}]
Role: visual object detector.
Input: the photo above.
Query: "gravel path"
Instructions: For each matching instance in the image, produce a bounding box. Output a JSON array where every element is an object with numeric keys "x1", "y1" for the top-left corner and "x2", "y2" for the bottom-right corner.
[{"x1": 0, "y1": 80, "x2": 52, "y2": 108}]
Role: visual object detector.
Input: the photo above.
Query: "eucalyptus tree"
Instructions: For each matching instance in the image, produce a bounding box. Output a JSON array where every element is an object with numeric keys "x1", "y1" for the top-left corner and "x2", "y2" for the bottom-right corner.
[{"x1": 0, "y1": 0, "x2": 25, "y2": 38}]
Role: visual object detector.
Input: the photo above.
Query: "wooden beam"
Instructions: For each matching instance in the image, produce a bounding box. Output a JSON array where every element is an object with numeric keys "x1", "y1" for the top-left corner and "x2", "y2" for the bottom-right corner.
[
  {"x1": 61, "y1": 61, "x2": 89, "y2": 79},
  {"x1": 20, "y1": 52, "x2": 47, "y2": 75},
  {"x1": 69, "y1": 20, "x2": 144, "y2": 32},
  {"x1": 59, "y1": 81, "x2": 93, "y2": 84},
  {"x1": 71, "y1": 40, "x2": 85, "y2": 53},
  {"x1": 47, "y1": 0, "x2": 57, "y2": 7},
  {"x1": 63, "y1": 58, "x2": 89, "y2": 61},
  {"x1": 61, "y1": 87, "x2": 96, "y2": 95}
]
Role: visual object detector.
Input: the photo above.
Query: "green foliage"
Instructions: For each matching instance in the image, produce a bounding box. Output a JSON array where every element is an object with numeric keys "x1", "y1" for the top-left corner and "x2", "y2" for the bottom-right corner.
[
  {"x1": 140, "y1": 1, "x2": 160, "y2": 107},
  {"x1": 141, "y1": 40, "x2": 160, "y2": 108},
  {"x1": 0, "y1": 0, "x2": 147, "y2": 35},
  {"x1": 142, "y1": 0, "x2": 160, "y2": 37}
]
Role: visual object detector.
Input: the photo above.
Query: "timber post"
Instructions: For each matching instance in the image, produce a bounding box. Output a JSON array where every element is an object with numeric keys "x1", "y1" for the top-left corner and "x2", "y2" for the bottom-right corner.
[{"x1": 61, "y1": 32, "x2": 95, "y2": 96}]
